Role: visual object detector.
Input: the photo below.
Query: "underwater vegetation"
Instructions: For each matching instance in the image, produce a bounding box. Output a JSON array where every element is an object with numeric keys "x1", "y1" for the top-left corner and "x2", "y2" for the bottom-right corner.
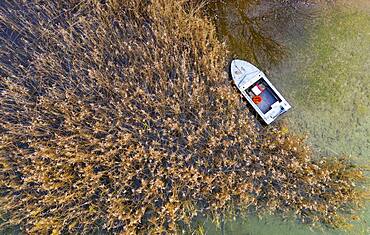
[{"x1": 0, "y1": 0, "x2": 367, "y2": 234}]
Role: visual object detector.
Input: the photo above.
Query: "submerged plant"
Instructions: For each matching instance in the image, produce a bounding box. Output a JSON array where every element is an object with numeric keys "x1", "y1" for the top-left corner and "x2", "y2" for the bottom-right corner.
[{"x1": 0, "y1": 0, "x2": 367, "y2": 234}]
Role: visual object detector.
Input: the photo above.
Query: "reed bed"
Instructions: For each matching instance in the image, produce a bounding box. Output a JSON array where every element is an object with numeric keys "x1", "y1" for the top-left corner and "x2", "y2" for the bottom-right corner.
[{"x1": 0, "y1": 0, "x2": 367, "y2": 234}]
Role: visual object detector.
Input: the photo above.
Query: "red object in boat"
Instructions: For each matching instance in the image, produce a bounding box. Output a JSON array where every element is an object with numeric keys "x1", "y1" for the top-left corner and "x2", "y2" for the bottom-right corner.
[{"x1": 252, "y1": 95, "x2": 262, "y2": 104}]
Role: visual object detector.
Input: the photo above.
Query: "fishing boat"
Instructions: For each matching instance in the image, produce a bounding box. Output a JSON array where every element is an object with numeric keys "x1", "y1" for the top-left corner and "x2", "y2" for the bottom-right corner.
[{"x1": 230, "y1": 59, "x2": 291, "y2": 124}]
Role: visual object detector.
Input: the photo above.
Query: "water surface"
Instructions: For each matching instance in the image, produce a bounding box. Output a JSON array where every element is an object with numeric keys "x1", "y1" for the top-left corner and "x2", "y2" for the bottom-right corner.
[{"x1": 205, "y1": 0, "x2": 370, "y2": 234}]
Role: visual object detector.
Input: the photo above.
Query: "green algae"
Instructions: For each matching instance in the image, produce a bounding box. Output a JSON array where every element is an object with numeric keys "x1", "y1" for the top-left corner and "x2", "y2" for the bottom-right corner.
[
  {"x1": 274, "y1": 7, "x2": 370, "y2": 160},
  {"x1": 273, "y1": 7, "x2": 370, "y2": 234},
  {"x1": 292, "y1": 10, "x2": 370, "y2": 108}
]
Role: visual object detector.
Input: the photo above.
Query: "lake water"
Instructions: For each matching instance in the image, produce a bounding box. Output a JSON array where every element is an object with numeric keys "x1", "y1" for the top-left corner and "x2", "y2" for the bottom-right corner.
[{"x1": 204, "y1": 0, "x2": 370, "y2": 234}]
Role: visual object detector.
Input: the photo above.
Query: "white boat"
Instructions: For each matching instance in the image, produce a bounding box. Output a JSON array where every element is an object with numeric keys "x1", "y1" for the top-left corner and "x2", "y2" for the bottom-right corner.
[{"x1": 230, "y1": 59, "x2": 291, "y2": 124}]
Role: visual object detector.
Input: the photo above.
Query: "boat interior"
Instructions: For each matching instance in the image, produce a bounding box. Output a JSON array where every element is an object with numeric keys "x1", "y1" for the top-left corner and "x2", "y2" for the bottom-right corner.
[{"x1": 246, "y1": 79, "x2": 282, "y2": 114}]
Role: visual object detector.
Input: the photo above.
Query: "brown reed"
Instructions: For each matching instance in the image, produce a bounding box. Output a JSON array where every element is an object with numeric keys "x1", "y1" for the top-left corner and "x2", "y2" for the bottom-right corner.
[{"x1": 0, "y1": 0, "x2": 367, "y2": 234}]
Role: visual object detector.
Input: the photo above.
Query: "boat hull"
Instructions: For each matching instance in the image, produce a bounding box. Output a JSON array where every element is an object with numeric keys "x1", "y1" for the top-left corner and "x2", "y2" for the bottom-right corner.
[{"x1": 230, "y1": 59, "x2": 291, "y2": 124}]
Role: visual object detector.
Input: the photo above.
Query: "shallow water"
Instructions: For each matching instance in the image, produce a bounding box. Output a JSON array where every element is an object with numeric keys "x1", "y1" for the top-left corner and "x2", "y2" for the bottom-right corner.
[
  {"x1": 271, "y1": 5, "x2": 370, "y2": 161},
  {"x1": 205, "y1": 0, "x2": 370, "y2": 234}
]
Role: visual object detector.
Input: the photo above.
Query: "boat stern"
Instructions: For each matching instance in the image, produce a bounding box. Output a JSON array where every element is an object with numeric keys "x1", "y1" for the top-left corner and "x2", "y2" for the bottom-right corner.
[{"x1": 263, "y1": 100, "x2": 291, "y2": 124}]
